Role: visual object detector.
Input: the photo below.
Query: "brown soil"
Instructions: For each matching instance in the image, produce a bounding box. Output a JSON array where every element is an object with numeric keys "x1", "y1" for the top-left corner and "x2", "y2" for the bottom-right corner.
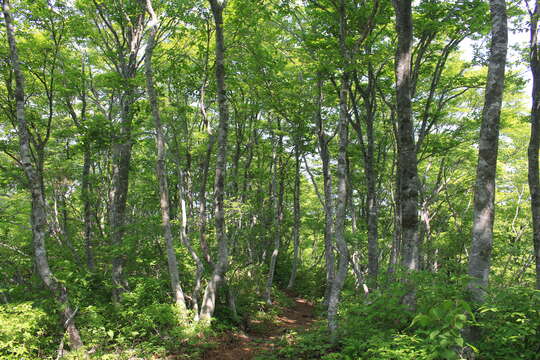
[{"x1": 202, "y1": 295, "x2": 315, "y2": 360}]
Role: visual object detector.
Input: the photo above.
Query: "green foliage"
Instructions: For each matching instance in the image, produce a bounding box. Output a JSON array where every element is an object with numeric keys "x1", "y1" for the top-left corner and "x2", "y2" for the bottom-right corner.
[
  {"x1": 0, "y1": 302, "x2": 56, "y2": 359},
  {"x1": 274, "y1": 273, "x2": 539, "y2": 360},
  {"x1": 474, "y1": 287, "x2": 540, "y2": 359},
  {"x1": 410, "y1": 299, "x2": 474, "y2": 359},
  {"x1": 0, "y1": 0, "x2": 537, "y2": 359}
]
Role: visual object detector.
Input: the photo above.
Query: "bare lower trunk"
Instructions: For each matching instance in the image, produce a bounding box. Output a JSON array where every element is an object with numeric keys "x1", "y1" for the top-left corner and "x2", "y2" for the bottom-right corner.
[
  {"x1": 528, "y1": 0, "x2": 540, "y2": 291},
  {"x1": 199, "y1": 134, "x2": 216, "y2": 265},
  {"x1": 467, "y1": 0, "x2": 507, "y2": 303},
  {"x1": 200, "y1": 0, "x2": 229, "y2": 321},
  {"x1": 2, "y1": 0, "x2": 83, "y2": 349},
  {"x1": 287, "y1": 145, "x2": 301, "y2": 289},
  {"x1": 393, "y1": 0, "x2": 419, "y2": 273},
  {"x1": 109, "y1": 91, "x2": 135, "y2": 303},
  {"x1": 328, "y1": 79, "x2": 350, "y2": 343},
  {"x1": 94, "y1": 0, "x2": 146, "y2": 303},
  {"x1": 329, "y1": 3, "x2": 350, "y2": 342},
  {"x1": 351, "y1": 66, "x2": 379, "y2": 283},
  {"x1": 316, "y1": 75, "x2": 335, "y2": 306},
  {"x1": 144, "y1": 0, "x2": 187, "y2": 312},
  {"x1": 82, "y1": 148, "x2": 96, "y2": 271},
  {"x1": 365, "y1": 106, "x2": 379, "y2": 282},
  {"x1": 175, "y1": 159, "x2": 204, "y2": 319},
  {"x1": 388, "y1": 144, "x2": 401, "y2": 275},
  {"x1": 265, "y1": 129, "x2": 283, "y2": 304}
]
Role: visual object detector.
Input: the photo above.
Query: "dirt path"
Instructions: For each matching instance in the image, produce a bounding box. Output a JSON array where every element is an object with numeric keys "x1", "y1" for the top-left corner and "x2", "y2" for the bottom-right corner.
[{"x1": 202, "y1": 296, "x2": 315, "y2": 360}]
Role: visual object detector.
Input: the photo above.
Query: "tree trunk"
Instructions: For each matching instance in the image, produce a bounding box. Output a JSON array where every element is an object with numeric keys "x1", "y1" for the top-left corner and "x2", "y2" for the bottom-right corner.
[
  {"x1": 351, "y1": 67, "x2": 379, "y2": 283},
  {"x1": 199, "y1": 134, "x2": 216, "y2": 265},
  {"x1": 109, "y1": 90, "x2": 135, "y2": 302},
  {"x1": 528, "y1": 0, "x2": 540, "y2": 291},
  {"x1": 173, "y1": 144, "x2": 205, "y2": 320},
  {"x1": 393, "y1": 0, "x2": 420, "y2": 273},
  {"x1": 287, "y1": 143, "x2": 301, "y2": 289},
  {"x1": 316, "y1": 74, "x2": 335, "y2": 306},
  {"x1": 200, "y1": 0, "x2": 229, "y2": 321},
  {"x1": 328, "y1": 0, "x2": 350, "y2": 343},
  {"x1": 103, "y1": 3, "x2": 146, "y2": 302},
  {"x1": 264, "y1": 126, "x2": 283, "y2": 304},
  {"x1": 467, "y1": 0, "x2": 507, "y2": 303},
  {"x1": 144, "y1": 0, "x2": 188, "y2": 312},
  {"x1": 82, "y1": 148, "x2": 96, "y2": 271},
  {"x1": 364, "y1": 84, "x2": 379, "y2": 283},
  {"x1": 2, "y1": 0, "x2": 83, "y2": 349}
]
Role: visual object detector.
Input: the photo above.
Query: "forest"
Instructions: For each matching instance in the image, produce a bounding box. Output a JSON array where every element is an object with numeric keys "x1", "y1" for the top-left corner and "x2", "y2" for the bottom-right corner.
[{"x1": 1, "y1": 0, "x2": 540, "y2": 359}]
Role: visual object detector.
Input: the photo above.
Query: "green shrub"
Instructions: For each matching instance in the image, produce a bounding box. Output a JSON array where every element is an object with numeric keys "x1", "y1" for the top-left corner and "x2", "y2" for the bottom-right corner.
[
  {"x1": 410, "y1": 299, "x2": 474, "y2": 360},
  {"x1": 474, "y1": 287, "x2": 540, "y2": 359},
  {"x1": 0, "y1": 302, "x2": 56, "y2": 359}
]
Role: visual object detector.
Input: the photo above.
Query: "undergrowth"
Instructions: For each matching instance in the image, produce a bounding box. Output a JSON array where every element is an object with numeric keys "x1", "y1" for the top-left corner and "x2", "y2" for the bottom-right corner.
[{"x1": 269, "y1": 271, "x2": 540, "y2": 360}]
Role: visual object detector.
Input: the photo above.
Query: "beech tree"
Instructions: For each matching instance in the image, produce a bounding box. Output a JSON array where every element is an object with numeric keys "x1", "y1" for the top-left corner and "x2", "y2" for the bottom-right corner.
[
  {"x1": 2, "y1": 0, "x2": 83, "y2": 350},
  {"x1": 392, "y1": 0, "x2": 420, "y2": 274},
  {"x1": 527, "y1": 0, "x2": 540, "y2": 291},
  {"x1": 144, "y1": 0, "x2": 187, "y2": 312},
  {"x1": 200, "y1": 0, "x2": 229, "y2": 321},
  {"x1": 467, "y1": 0, "x2": 508, "y2": 304}
]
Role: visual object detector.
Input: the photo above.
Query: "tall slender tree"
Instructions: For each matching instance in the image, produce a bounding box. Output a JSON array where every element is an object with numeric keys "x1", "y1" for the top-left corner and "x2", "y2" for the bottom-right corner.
[
  {"x1": 467, "y1": 0, "x2": 508, "y2": 303},
  {"x1": 2, "y1": 0, "x2": 83, "y2": 349},
  {"x1": 264, "y1": 121, "x2": 284, "y2": 304},
  {"x1": 200, "y1": 0, "x2": 230, "y2": 321},
  {"x1": 315, "y1": 74, "x2": 336, "y2": 306},
  {"x1": 144, "y1": 0, "x2": 187, "y2": 312},
  {"x1": 287, "y1": 141, "x2": 301, "y2": 289},
  {"x1": 328, "y1": 0, "x2": 350, "y2": 343},
  {"x1": 90, "y1": 0, "x2": 147, "y2": 302},
  {"x1": 527, "y1": 0, "x2": 540, "y2": 291},
  {"x1": 392, "y1": 0, "x2": 420, "y2": 274}
]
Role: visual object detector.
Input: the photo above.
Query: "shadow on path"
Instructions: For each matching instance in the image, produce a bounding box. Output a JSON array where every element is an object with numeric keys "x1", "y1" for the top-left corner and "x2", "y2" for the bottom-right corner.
[{"x1": 202, "y1": 295, "x2": 315, "y2": 360}]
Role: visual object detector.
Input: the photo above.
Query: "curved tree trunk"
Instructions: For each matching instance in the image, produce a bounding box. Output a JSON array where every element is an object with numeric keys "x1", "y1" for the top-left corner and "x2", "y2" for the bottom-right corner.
[
  {"x1": 2, "y1": 0, "x2": 83, "y2": 350},
  {"x1": 200, "y1": 0, "x2": 229, "y2": 321},
  {"x1": 467, "y1": 0, "x2": 508, "y2": 303},
  {"x1": 144, "y1": 0, "x2": 187, "y2": 312},
  {"x1": 94, "y1": 0, "x2": 147, "y2": 303}
]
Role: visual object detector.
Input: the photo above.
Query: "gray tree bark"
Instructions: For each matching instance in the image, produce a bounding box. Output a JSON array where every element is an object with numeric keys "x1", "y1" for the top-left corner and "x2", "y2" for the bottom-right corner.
[
  {"x1": 392, "y1": 0, "x2": 420, "y2": 272},
  {"x1": 198, "y1": 134, "x2": 216, "y2": 265},
  {"x1": 388, "y1": 134, "x2": 401, "y2": 275},
  {"x1": 467, "y1": 0, "x2": 507, "y2": 303},
  {"x1": 92, "y1": 0, "x2": 147, "y2": 302},
  {"x1": 200, "y1": 0, "x2": 229, "y2": 321},
  {"x1": 2, "y1": 0, "x2": 83, "y2": 349},
  {"x1": 315, "y1": 74, "x2": 336, "y2": 306},
  {"x1": 144, "y1": 0, "x2": 188, "y2": 312},
  {"x1": 82, "y1": 149, "x2": 95, "y2": 271},
  {"x1": 287, "y1": 143, "x2": 301, "y2": 289},
  {"x1": 328, "y1": 0, "x2": 350, "y2": 343},
  {"x1": 172, "y1": 140, "x2": 205, "y2": 320},
  {"x1": 350, "y1": 67, "x2": 379, "y2": 283},
  {"x1": 264, "y1": 125, "x2": 284, "y2": 304},
  {"x1": 65, "y1": 57, "x2": 95, "y2": 272},
  {"x1": 528, "y1": 0, "x2": 540, "y2": 291}
]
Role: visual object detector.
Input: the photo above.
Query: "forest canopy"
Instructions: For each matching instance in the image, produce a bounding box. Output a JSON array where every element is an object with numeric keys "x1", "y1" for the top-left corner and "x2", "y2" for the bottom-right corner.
[{"x1": 0, "y1": 0, "x2": 539, "y2": 359}]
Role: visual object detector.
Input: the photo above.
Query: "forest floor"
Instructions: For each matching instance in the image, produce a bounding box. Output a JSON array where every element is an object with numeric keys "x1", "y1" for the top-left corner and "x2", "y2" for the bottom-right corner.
[{"x1": 201, "y1": 293, "x2": 316, "y2": 360}]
